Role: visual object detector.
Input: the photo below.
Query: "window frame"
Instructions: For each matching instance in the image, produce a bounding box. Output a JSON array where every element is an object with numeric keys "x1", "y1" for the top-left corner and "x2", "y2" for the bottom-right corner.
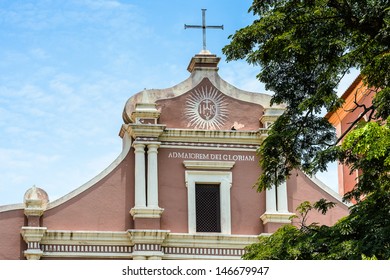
[{"x1": 185, "y1": 170, "x2": 232, "y2": 234}]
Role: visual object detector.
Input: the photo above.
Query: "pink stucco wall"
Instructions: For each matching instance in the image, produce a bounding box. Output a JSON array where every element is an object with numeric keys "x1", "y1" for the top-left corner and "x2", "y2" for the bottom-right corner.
[
  {"x1": 0, "y1": 209, "x2": 26, "y2": 259},
  {"x1": 156, "y1": 78, "x2": 265, "y2": 130},
  {"x1": 158, "y1": 148, "x2": 264, "y2": 235},
  {"x1": 287, "y1": 170, "x2": 349, "y2": 227},
  {"x1": 42, "y1": 151, "x2": 135, "y2": 231}
]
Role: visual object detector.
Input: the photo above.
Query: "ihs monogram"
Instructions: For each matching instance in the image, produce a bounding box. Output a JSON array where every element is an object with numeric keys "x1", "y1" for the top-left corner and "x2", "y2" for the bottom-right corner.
[{"x1": 185, "y1": 86, "x2": 228, "y2": 130}]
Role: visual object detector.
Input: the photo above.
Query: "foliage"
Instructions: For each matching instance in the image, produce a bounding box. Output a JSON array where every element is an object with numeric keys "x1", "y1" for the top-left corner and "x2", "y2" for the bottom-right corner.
[
  {"x1": 243, "y1": 116, "x2": 390, "y2": 260},
  {"x1": 244, "y1": 193, "x2": 390, "y2": 259},
  {"x1": 223, "y1": 0, "x2": 390, "y2": 259},
  {"x1": 223, "y1": 0, "x2": 390, "y2": 191},
  {"x1": 340, "y1": 118, "x2": 390, "y2": 201}
]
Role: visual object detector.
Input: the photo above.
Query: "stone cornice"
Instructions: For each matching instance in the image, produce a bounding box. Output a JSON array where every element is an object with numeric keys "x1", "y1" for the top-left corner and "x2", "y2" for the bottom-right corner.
[
  {"x1": 124, "y1": 123, "x2": 166, "y2": 139},
  {"x1": 159, "y1": 128, "x2": 268, "y2": 145},
  {"x1": 129, "y1": 207, "x2": 164, "y2": 219},
  {"x1": 41, "y1": 230, "x2": 132, "y2": 245},
  {"x1": 128, "y1": 230, "x2": 170, "y2": 245},
  {"x1": 21, "y1": 227, "x2": 47, "y2": 243},
  {"x1": 28, "y1": 229, "x2": 258, "y2": 259},
  {"x1": 163, "y1": 233, "x2": 258, "y2": 249},
  {"x1": 260, "y1": 212, "x2": 294, "y2": 224}
]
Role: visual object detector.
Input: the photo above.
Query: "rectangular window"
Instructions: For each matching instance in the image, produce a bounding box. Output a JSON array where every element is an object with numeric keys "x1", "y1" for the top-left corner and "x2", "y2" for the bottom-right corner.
[{"x1": 195, "y1": 184, "x2": 221, "y2": 232}]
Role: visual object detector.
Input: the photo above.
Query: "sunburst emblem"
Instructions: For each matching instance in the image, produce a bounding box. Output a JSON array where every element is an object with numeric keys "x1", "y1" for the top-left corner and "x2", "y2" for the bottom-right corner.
[{"x1": 185, "y1": 86, "x2": 229, "y2": 130}]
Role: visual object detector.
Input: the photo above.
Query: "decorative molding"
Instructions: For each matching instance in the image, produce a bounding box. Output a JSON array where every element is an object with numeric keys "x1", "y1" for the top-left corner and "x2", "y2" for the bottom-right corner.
[
  {"x1": 159, "y1": 128, "x2": 266, "y2": 145},
  {"x1": 161, "y1": 141, "x2": 260, "y2": 150},
  {"x1": 163, "y1": 247, "x2": 245, "y2": 257},
  {"x1": 21, "y1": 226, "x2": 47, "y2": 260},
  {"x1": 42, "y1": 244, "x2": 133, "y2": 254},
  {"x1": 130, "y1": 207, "x2": 164, "y2": 219},
  {"x1": 130, "y1": 103, "x2": 161, "y2": 124},
  {"x1": 40, "y1": 230, "x2": 134, "y2": 259},
  {"x1": 185, "y1": 170, "x2": 232, "y2": 234},
  {"x1": 183, "y1": 160, "x2": 235, "y2": 170},
  {"x1": 125, "y1": 123, "x2": 166, "y2": 139},
  {"x1": 162, "y1": 233, "x2": 257, "y2": 259},
  {"x1": 24, "y1": 229, "x2": 258, "y2": 259},
  {"x1": 21, "y1": 227, "x2": 47, "y2": 243},
  {"x1": 260, "y1": 212, "x2": 293, "y2": 224},
  {"x1": 42, "y1": 230, "x2": 131, "y2": 245},
  {"x1": 128, "y1": 230, "x2": 170, "y2": 247},
  {"x1": 163, "y1": 233, "x2": 258, "y2": 248},
  {"x1": 0, "y1": 203, "x2": 24, "y2": 213},
  {"x1": 133, "y1": 244, "x2": 162, "y2": 252}
]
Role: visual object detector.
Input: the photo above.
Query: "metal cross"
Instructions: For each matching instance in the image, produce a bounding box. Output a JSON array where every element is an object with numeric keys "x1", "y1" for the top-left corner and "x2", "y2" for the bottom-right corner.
[{"x1": 185, "y1": 9, "x2": 224, "y2": 51}]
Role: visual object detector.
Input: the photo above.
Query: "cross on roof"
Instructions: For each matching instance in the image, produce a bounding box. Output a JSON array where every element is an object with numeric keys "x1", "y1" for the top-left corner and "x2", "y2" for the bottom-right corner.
[{"x1": 185, "y1": 9, "x2": 224, "y2": 52}]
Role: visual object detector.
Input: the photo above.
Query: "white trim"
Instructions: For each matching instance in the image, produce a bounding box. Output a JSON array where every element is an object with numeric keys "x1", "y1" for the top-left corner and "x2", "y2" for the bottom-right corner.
[
  {"x1": 262, "y1": 181, "x2": 294, "y2": 225},
  {"x1": 38, "y1": 229, "x2": 257, "y2": 260},
  {"x1": 160, "y1": 145, "x2": 258, "y2": 152},
  {"x1": 183, "y1": 161, "x2": 235, "y2": 170},
  {"x1": 129, "y1": 207, "x2": 164, "y2": 219},
  {"x1": 42, "y1": 230, "x2": 131, "y2": 245},
  {"x1": 159, "y1": 128, "x2": 265, "y2": 145},
  {"x1": 260, "y1": 212, "x2": 293, "y2": 224},
  {"x1": 133, "y1": 142, "x2": 146, "y2": 208},
  {"x1": 0, "y1": 203, "x2": 24, "y2": 212},
  {"x1": 147, "y1": 143, "x2": 160, "y2": 208},
  {"x1": 185, "y1": 170, "x2": 232, "y2": 234}
]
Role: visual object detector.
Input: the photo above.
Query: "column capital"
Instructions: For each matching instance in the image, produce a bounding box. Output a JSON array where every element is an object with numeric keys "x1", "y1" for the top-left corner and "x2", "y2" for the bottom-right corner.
[
  {"x1": 260, "y1": 212, "x2": 293, "y2": 224},
  {"x1": 133, "y1": 142, "x2": 146, "y2": 149},
  {"x1": 147, "y1": 142, "x2": 161, "y2": 148},
  {"x1": 20, "y1": 226, "x2": 47, "y2": 260},
  {"x1": 130, "y1": 207, "x2": 164, "y2": 219}
]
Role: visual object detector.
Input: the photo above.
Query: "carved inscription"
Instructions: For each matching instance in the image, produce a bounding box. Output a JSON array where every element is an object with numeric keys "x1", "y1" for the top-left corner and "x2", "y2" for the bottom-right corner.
[{"x1": 168, "y1": 152, "x2": 255, "y2": 162}]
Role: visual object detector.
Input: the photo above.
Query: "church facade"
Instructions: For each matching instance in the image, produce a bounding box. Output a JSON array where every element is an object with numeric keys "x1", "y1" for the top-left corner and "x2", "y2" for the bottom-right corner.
[{"x1": 0, "y1": 52, "x2": 349, "y2": 260}]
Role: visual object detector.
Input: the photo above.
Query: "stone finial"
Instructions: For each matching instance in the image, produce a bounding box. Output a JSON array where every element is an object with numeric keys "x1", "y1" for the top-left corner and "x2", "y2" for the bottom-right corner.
[
  {"x1": 130, "y1": 103, "x2": 161, "y2": 125},
  {"x1": 23, "y1": 186, "x2": 49, "y2": 218}
]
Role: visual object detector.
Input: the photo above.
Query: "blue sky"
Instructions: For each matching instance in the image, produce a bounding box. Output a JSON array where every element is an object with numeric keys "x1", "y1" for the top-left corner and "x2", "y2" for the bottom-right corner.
[{"x1": 0, "y1": 0, "x2": 356, "y2": 205}]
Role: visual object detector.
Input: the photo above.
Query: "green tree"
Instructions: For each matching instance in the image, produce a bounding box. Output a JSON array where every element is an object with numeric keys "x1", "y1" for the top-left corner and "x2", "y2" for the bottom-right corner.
[
  {"x1": 223, "y1": 0, "x2": 390, "y2": 259},
  {"x1": 223, "y1": 0, "x2": 390, "y2": 194}
]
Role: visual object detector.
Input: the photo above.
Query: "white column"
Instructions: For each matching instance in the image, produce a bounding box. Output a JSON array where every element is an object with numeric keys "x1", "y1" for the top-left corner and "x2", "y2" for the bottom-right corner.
[
  {"x1": 265, "y1": 185, "x2": 277, "y2": 213},
  {"x1": 276, "y1": 181, "x2": 289, "y2": 212},
  {"x1": 134, "y1": 143, "x2": 146, "y2": 208},
  {"x1": 147, "y1": 143, "x2": 159, "y2": 208}
]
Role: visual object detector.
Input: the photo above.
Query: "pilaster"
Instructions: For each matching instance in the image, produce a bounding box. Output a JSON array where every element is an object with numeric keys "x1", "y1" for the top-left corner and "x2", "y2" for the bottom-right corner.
[
  {"x1": 127, "y1": 102, "x2": 165, "y2": 229},
  {"x1": 133, "y1": 142, "x2": 146, "y2": 208},
  {"x1": 147, "y1": 143, "x2": 160, "y2": 208},
  {"x1": 260, "y1": 181, "x2": 294, "y2": 233}
]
